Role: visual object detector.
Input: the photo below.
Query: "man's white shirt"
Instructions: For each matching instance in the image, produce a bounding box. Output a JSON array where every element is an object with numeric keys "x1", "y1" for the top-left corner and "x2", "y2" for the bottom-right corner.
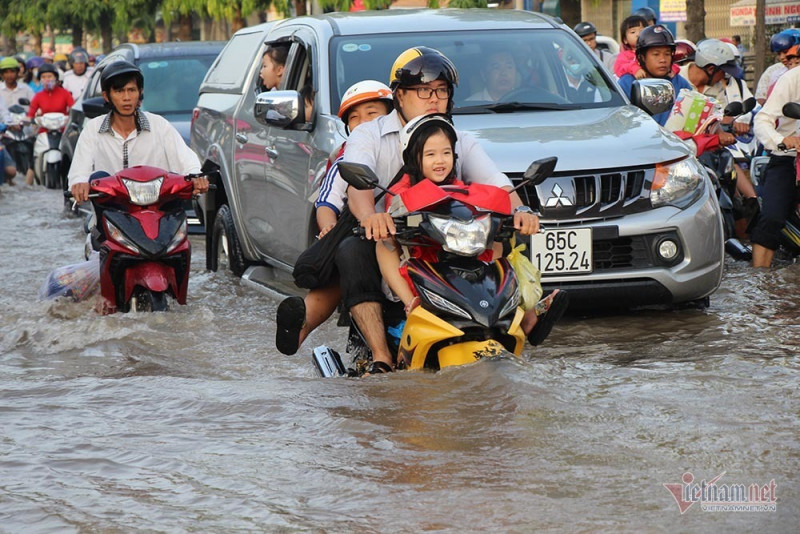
[{"x1": 67, "y1": 110, "x2": 200, "y2": 186}]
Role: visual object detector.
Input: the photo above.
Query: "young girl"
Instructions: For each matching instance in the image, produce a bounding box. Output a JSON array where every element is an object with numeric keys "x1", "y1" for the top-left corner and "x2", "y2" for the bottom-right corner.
[
  {"x1": 376, "y1": 113, "x2": 567, "y2": 344},
  {"x1": 613, "y1": 15, "x2": 648, "y2": 79},
  {"x1": 260, "y1": 44, "x2": 289, "y2": 91}
]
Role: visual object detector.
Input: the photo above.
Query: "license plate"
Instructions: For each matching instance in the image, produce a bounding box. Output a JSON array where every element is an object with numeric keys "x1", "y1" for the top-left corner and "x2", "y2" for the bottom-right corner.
[{"x1": 530, "y1": 228, "x2": 593, "y2": 274}]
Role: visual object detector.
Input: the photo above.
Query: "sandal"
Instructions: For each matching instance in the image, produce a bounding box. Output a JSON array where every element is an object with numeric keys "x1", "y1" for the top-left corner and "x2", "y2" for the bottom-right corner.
[
  {"x1": 364, "y1": 361, "x2": 393, "y2": 375},
  {"x1": 527, "y1": 290, "x2": 569, "y2": 346},
  {"x1": 276, "y1": 296, "x2": 306, "y2": 355}
]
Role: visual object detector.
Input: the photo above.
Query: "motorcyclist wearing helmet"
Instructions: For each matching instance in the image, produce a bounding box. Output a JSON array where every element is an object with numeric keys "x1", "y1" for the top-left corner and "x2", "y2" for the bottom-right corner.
[
  {"x1": 573, "y1": 21, "x2": 616, "y2": 71},
  {"x1": 752, "y1": 57, "x2": 800, "y2": 267},
  {"x1": 756, "y1": 29, "x2": 800, "y2": 105},
  {"x1": 337, "y1": 47, "x2": 541, "y2": 373},
  {"x1": 618, "y1": 25, "x2": 735, "y2": 154},
  {"x1": 0, "y1": 57, "x2": 34, "y2": 110},
  {"x1": 62, "y1": 50, "x2": 94, "y2": 100},
  {"x1": 275, "y1": 80, "x2": 394, "y2": 357},
  {"x1": 67, "y1": 60, "x2": 208, "y2": 203},
  {"x1": 673, "y1": 39, "x2": 696, "y2": 66},
  {"x1": 27, "y1": 63, "x2": 73, "y2": 121}
]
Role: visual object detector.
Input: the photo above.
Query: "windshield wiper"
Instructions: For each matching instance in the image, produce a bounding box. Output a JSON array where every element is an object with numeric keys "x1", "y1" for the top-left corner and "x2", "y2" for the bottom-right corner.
[{"x1": 452, "y1": 102, "x2": 573, "y2": 114}]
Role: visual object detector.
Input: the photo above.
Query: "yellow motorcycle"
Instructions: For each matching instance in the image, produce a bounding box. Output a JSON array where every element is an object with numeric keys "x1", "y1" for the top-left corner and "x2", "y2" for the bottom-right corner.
[{"x1": 312, "y1": 157, "x2": 557, "y2": 376}]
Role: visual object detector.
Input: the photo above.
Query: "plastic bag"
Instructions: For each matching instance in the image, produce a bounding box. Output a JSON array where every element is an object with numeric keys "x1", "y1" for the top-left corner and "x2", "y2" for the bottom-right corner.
[
  {"x1": 507, "y1": 236, "x2": 543, "y2": 311},
  {"x1": 663, "y1": 89, "x2": 722, "y2": 136},
  {"x1": 39, "y1": 253, "x2": 100, "y2": 302}
]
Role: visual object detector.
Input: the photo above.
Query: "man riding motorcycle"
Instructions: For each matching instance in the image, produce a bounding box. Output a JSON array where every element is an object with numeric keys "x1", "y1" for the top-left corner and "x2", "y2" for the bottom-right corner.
[
  {"x1": 0, "y1": 57, "x2": 33, "y2": 185},
  {"x1": 337, "y1": 47, "x2": 545, "y2": 374},
  {"x1": 62, "y1": 50, "x2": 94, "y2": 101},
  {"x1": 68, "y1": 60, "x2": 208, "y2": 205}
]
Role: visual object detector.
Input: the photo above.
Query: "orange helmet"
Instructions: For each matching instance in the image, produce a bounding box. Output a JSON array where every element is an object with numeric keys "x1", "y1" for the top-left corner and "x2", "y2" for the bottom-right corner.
[{"x1": 337, "y1": 80, "x2": 393, "y2": 119}]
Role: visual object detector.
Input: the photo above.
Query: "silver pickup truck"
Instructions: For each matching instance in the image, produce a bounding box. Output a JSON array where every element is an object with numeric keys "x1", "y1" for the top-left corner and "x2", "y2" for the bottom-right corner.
[{"x1": 191, "y1": 8, "x2": 724, "y2": 309}]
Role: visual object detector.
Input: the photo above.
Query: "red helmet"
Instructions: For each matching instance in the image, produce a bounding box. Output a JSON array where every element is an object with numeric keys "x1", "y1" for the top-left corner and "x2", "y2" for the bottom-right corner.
[{"x1": 673, "y1": 39, "x2": 696, "y2": 65}]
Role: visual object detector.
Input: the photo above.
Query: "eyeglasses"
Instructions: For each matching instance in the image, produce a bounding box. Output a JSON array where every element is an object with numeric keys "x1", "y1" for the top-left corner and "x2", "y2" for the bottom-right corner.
[{"x1": 405, "y1": 86, "x2": 449, "y2": 99}]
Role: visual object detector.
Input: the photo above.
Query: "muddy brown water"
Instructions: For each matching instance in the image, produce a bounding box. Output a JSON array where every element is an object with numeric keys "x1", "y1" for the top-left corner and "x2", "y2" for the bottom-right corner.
[{"x1": 1, "y1": 185, "x2": 797, "y2": 532}]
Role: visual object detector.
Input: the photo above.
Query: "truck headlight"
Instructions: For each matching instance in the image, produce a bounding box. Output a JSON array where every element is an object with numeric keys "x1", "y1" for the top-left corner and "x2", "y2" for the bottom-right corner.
[
  {"x1": 122, "y1": 177, "x2": 163, "y2": 206},
  {"x1": 650, "y1": 158, "x2": 705, "y2": 208},
  {"x1": 429, "y1": 214, "x2": 491, "y2": 256}
]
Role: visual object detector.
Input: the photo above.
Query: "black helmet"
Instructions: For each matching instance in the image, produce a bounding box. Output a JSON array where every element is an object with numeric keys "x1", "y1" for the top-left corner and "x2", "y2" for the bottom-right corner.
[
  {"x1": 101, "y1": 60, "x2": 143, "y2": 94},
  {"x1": 36, "y1": 63, "x2": 59, "y2": 80},
  {"x1": 633, "y1": 6, "x2": 657, "y2": 24},
  {"x1": 573, "y1": 21, "x2": 598, "y2": 38},
  {"x1": 389, "y1": 47, "x2": 459, "y2": 91},
  {"x1": 636, "y1": 24, "x2": 676, "y2": 53}
]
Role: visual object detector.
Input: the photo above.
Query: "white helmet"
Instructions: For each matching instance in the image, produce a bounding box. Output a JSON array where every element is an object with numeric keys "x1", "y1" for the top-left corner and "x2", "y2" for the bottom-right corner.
[
  {"x1": 725, "y1": 41, "x2": 741, "y2": 60},
  {"x1": 399, "y1": 113, "x2": 455, "y2": 158},
  {"x1": 337, "y1": 80, "x2": 392, "y2": 119},
  {"x1": 695, "y1": 39, "x2": 742, "y2": 78}
]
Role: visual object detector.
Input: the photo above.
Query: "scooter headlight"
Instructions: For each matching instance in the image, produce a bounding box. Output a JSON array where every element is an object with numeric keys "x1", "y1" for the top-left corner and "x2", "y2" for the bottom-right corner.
[
  {"x1": 105, "y1": 219, "x2": 141, "y2": 254},
  {"x1": 166, "y1": 219, "x2": 188, "y2": 254},
  {"x1": 650, "y1": 157, "x2": 706, "y2": 208},
  {"x1": 122, "y1": 177, "x2": 163, "y2": 206},
  {"x1": 429, "y1": 214, "x2": 492, "y2": 256}
]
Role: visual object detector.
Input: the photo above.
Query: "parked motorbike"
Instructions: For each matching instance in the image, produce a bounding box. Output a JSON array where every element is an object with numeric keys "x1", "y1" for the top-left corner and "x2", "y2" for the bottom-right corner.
[
  {"x1": 33, "y1": 112, "x2": 69, "y2": 189},
  {"x1": 698, "y1": 97, "x2": 757, "y2": 260},
  {"x1": 64, "y1": 162, "x2": 218, "y2": 313},
  {"x1": 311, "y1": 157, "x2": 557, "y2": 377},
  {"x1": 2, "y1": 99, "x2": 34, "y2": 176}
]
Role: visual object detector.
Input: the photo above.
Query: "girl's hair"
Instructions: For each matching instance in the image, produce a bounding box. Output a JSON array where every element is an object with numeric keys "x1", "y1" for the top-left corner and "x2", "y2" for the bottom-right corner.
[
  {"x1": 404, "y1": 122, "x2": 458, "y2": 186},
  {"x1": 620, "y1": 15, "x2": 648, "y2": 50},
  {"x1": 263, "y1": 43, "x2": 290, "y2": 67}
]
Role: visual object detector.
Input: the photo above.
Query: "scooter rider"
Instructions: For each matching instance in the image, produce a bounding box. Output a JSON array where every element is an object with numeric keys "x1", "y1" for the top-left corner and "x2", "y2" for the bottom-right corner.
[
  {"x1": 573, "y1": 21, "x2": 616, "y2": 72},
  {"x1": 0, "y1": 57, "x2": 35, "y2": 110},
  {"x1": 340, "y1": 47, "x2": 541, "y2": 374},
  {"x1": 68, "y1": 60, "x2": 208, "y2": 203},
  {"x1": 62, "y1": 50, "x2": 93, "y2": 101},
  {"x1": 751, "y1": 64, "x2": 800, "y2": 268},
  {"x1": 617, "y1": 25, "x2": 736, "y2": 154}
]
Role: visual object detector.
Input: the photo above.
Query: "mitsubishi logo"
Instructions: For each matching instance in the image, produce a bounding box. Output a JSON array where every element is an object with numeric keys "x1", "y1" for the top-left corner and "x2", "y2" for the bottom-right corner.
[{"x1": 544, "y1": 184, "x2": 573, "y2": 207}]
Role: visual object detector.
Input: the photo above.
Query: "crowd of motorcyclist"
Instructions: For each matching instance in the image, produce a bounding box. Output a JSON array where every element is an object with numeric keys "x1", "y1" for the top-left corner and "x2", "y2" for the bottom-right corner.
[{"x1": 0, "y1": 48, "x2": 99, "y2": 186}]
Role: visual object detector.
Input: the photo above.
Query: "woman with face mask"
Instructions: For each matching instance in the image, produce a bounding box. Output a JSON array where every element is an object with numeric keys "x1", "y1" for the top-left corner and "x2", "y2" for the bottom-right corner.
[{"x1": 26, "y1": 63, "x2": 74, "y2": 122}]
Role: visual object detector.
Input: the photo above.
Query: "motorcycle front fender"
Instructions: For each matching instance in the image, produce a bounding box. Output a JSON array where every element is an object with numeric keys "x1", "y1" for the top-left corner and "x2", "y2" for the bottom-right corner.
[{"x1": 123, "y1": 262, "x2": 177, "y2": 303}]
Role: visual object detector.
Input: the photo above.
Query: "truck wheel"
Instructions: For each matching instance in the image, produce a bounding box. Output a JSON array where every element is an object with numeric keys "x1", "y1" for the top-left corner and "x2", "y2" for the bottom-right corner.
[{"x1": 211, "y1": 204, "x2": 248, "y2": 277}]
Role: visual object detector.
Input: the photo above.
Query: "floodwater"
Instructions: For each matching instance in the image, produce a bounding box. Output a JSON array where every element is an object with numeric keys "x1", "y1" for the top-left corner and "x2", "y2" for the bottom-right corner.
[{"x1": 1, "y1": 185, "x2": 798, "y2": 532}]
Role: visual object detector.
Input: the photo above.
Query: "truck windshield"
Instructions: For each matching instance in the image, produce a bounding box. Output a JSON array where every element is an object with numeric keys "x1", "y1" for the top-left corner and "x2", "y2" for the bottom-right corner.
[{"x1": 329, "y1": 29, "x2": 624, "y2": 114}]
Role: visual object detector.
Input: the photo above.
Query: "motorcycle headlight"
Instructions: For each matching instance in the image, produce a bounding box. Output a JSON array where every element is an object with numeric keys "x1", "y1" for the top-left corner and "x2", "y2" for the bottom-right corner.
[
  {"x1": 122, "y1": 177, "x2": 163, "y2": 206},
  {"x1": 105, "y1": 219, "x2": 141, "y2": 254},
  {"x1": 650, "y1": 158, "x2": 706, "y2": 208},
  {"x1": 166, "y1": 219, "x2": 188, "y2": 254},
  {"x1": 429, "y1": 214, "x2": 492, "y2": 256},
  {"x1": 419, "y1": 286, "x2": 472, "y2": 320}
]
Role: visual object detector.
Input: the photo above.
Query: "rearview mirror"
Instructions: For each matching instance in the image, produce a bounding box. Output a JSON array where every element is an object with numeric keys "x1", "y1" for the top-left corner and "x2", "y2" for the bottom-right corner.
[
  {"x1": 783, "y1": 102, "x2": 800, "y2": 120},
  {"x1": 629, "y1": 79, "x2": 675, "y2": 117},
  {"x1": 83, "y1": 96, "x2": 108, "y2": 119},
  {"x1": 523, "y1": 157, "x2": 558, "y2": 186},
  {"x1": 743, "y1": 97, "x2": 756, "y2": 114},
  {"x1": 17, "y1": 98, "x2": 30, "y2": 106},
  {"x1": 337, "y1": 162, "x2": 383, "y2": 191},
  {"x1": 254, "y1": 90, "x2": 302, "y2": 129},
  {"x1": 723, "y1": 101, "x2": 744, "y2": 117}
]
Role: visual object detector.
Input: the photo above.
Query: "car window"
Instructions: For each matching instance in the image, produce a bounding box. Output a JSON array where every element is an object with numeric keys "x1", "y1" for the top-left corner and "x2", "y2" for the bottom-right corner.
[
  {"x1": 140, "y1": 56, "x2": 217, "y2": 116},
  {"x1": 205, "y1": 31, "x2": 264, "y2": 89},
  {"x1": 330, "y1": 29, "x2": 624, "y2": 112}
]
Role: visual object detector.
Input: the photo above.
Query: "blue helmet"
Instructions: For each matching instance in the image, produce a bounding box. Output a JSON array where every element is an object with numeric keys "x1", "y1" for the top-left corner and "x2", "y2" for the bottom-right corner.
[{"x1": 770, "y1": 29, "x2": 800, "y2": 53}]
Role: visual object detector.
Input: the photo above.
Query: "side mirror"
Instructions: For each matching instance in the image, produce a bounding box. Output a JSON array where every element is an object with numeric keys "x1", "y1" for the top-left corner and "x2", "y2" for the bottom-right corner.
[
  {"x1": 17, "y1": 98, "x2": 30, "y2": 106},
  {"x1": 723, "y1": 101, "x2": 744, "y2": 117},
  {"x1": 337, "y1": 162, "x2": 385, "y2": 192},
  {"x1": 254, "y1": 90, "x2": 302, "y2": 128},
  {"x1": 743, "y1": 97, "x2": 756, "y2": 114},
  {"x1": 83, "y1": 96, "x2": 108, "y2": 119},
  {"x1": 630, "y1": 79, "x2": 675, "y2": 117},
  {"x1": 783, "y1": 102, "x2": 800, "y2": 120},
  {"x1": 8, "y1": 104, "x2": 26, "y2": 114},
  {"x1": 523, "y1": 156, "x2": 558, "y2": 186}
]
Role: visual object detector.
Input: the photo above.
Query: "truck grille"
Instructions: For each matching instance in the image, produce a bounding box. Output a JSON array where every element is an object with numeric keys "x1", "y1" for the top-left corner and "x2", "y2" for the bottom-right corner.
[{"x1": 510, "y1": 167, "x2": 653, "y2": 221}]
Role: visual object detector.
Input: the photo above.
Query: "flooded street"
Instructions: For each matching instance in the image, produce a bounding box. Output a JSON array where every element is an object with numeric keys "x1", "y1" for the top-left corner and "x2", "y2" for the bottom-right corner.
[{"x1": 1, "y1": 185, "x2": 798, "y2": 532}]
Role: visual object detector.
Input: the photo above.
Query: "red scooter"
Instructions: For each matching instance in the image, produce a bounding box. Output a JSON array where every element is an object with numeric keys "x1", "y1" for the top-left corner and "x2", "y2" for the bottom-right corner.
[{"x1": 66, "y1": 163, "x2": 216, "y2": 313}]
